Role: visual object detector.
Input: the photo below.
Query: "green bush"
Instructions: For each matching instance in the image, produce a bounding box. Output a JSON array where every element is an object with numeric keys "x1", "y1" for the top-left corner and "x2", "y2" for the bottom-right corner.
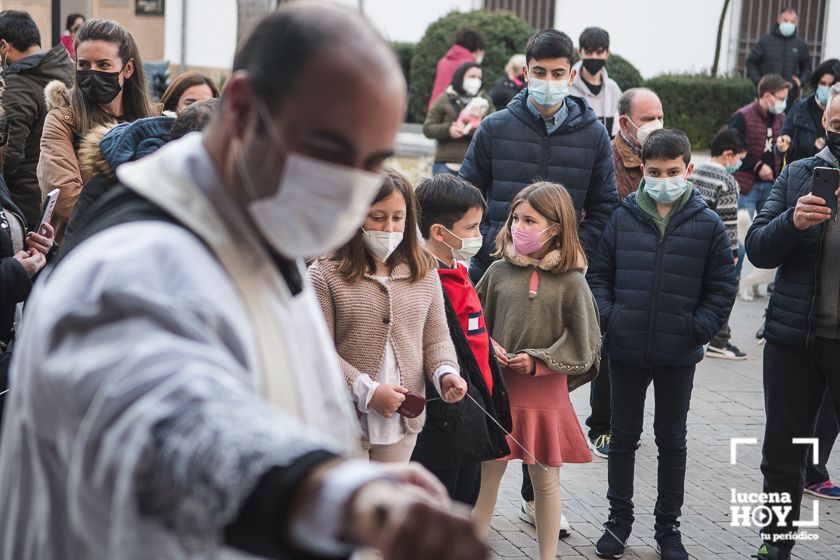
[
  {"x1": 392, "y1": 41, "x2": 415, "y2": 93},
  {"x1": 644, "y1": 74, "x2": 756, "y2": 149},
  {"x1": 605, "y1": 54, "x2": 644, "y2": 91},
  {"x1": 408, "y1": 10, "x2": 533, "y2": 123}
]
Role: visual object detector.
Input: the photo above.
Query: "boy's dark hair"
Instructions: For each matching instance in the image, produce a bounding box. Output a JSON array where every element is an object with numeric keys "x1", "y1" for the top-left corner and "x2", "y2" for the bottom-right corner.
[
  {"x1": 454, "y1": 27, "x2": 485, "y2": 53},
  {"x1": 171, "y1": 98, "x2": 219, "y2": 140},
  {"x1": 709, "y1": 127, "x2": 748, "y2": 157},
  {"x1": 0, "y1": 10, "x2": 41, "y2": 50},
  {"x1": 416, "y1": 175, "x2": 487, "y2": 238},
  {"x1": 758, "y1": 73, "x2": 791, "y2": 97},
  {"x1": 579, "y1": 27, "x2": 610, "y2": 53},
  {"x1": 525, "y1": 29, "x2": 574, "y2": 65},
  {"x1": 642, "y1": 128, "x2": 692, "y2": 165}
]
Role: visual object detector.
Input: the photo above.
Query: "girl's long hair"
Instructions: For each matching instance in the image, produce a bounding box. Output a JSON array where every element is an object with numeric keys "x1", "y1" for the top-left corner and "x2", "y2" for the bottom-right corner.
[
  {"x1": 493, "y1": 181, "x2": 586, "y2": 272},
  {"x1": 332, "y1": 168, "x2": 435, "y2": 283},
  {"x1": 72, "y1": 19, "x2": 154, "y2": 133}
]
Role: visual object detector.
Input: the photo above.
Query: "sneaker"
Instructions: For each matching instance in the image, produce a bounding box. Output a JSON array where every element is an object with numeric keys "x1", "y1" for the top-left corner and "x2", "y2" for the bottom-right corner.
[
  {"x1": 751, "y1": 543, "x2": 791, "y2": 560},
  {"x1": 590, "y1": 433, "x2": 610, "y2": 458},
  {"x1": 519, "y1": 500, "x2": 571, "y2": 537},
  {"x1": 595, "y1": 519, "x2": 631, "y2": 559},
  {"x1": 804, "y1": 480, "x2": 840, "y2": 500},
  {"x1": 655, "y1": 528, "x2": 687, "y2": 560},
  {"x1": 756, "y1": 323, "x2": 765, "y2": 340},
  {"x1": 706, "y1": 342, "x2": 748, "y2": 360}
]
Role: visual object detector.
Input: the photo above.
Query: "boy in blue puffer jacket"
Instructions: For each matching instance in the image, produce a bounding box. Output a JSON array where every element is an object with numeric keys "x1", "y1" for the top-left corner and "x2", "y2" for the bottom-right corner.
[{"x1": 588, "y1": 128, "x2": 737, "y2": 560}]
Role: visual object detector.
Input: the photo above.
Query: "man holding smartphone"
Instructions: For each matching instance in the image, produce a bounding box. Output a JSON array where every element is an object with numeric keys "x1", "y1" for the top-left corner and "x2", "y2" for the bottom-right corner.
[{"x1": 745, "y1": 83, "x2": 840, "y2": 560}]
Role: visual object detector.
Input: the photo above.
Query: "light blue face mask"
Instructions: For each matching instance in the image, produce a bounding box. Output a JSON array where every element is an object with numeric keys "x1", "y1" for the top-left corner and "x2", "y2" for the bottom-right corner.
[
  {"x1": 816, "y1": 85, "x2": 830, "y2": 106},
  {"x1": 527, "y1": 77, "x2": 570, "y2": 108},
  {"x1": 726, "y1": 159, "x2": 743, "y2": 174},
  {"x1": 645, "y1": 175, "x2": 689, "y2": 204},
  {"x1": 779, "y1": 21, "x2": 796, "y2": 37}
]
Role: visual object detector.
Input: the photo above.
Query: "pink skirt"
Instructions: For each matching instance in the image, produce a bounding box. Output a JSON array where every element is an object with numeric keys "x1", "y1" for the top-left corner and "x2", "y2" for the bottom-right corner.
[{"x1": 500, "y1": 362, "x2": 592, "y2": 467}]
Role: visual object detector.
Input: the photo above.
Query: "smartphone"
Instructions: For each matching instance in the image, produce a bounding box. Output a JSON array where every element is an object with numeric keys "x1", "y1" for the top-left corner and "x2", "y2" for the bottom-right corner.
[
  {"x1": 812, "y1": 167, "x2": 840, "y2": 220},
  {"x1": 396, "y1": 391, "x2": 426, "y2": 419},
  {"x1": 37, "y1": 188, "x2": 60, "y2": 234}
]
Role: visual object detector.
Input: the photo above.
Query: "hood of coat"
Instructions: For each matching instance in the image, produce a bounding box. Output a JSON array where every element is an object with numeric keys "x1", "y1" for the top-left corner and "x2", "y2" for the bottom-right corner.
[
  {"x1": 79, "y1": 116, "x2": 175, "y2": 181},
  {"x1": 6, "y1": 43, "x2": 72, "y2": 80},
  {"x1": 507, "y1": 88, "x2": 598, "y2": 134},
  {"x1": 502, "y1": 241, "x2": 586, "y2": 274},
  {"x1": 44, "y1": 79, "x2": 71, "y2": 113}
]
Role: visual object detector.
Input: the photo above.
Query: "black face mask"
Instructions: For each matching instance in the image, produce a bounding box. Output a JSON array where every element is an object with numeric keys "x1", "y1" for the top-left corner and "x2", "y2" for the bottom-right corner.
[
  {"x1": 827, "y1": 130, "x2": 840, "y2": 161},
  {"x1": 582, "y1": 58, "x2": 606, "y2": 76},
  {"x1": 76, "y1": 69, "x2": 123, "y2": 105}
]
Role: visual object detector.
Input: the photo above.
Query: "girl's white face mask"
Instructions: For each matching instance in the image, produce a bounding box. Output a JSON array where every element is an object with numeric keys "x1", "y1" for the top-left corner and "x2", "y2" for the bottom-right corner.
[
  {"x1": 235, "y1": 101, "x2": 385, "y2": 259},
  {"x1": 362, "y1": 229, "x2": 403, "y2": 262}
]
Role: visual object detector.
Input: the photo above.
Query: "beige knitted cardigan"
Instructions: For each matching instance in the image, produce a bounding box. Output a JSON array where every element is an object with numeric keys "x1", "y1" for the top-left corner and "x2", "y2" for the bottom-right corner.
[{"x1": 307, "y1": 257, "x2": 458, "y2": 433}]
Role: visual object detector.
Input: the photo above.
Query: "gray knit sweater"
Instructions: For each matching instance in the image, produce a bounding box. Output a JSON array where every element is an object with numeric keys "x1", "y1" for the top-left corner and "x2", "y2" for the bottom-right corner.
[{"x1": 692, "y1": 161, "x2": 740, "y2": 253}]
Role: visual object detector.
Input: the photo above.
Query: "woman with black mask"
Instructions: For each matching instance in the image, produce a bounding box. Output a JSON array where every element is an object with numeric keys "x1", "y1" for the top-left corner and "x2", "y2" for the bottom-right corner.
[
  {"x1": 37, "y1": 19, "x2": 156, "y2": 241},
  {"x1": 423, "y1": 62, "x2": 494, "y2": 176}
]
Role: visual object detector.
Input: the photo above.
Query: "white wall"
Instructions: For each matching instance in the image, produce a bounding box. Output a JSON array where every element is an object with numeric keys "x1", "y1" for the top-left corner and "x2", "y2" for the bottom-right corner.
[
  {"x1": 164, "y1": 0, "x2": 238, "y2": 70},
  {"x1": 554, "y1": 0, "x2": 738, "y2": 78},
  {"x1": 822, "y1": 0, "x2": 840, "y2": 61},
  {"x1": 331, "y1": 0, "x2": 480, "y2": 42}
]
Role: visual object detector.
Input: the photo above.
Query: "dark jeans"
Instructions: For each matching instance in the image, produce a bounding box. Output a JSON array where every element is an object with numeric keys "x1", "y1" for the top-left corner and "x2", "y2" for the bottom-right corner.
[
  {"x1": 805, "y1": 392, "x2": 839, "y2": 485},
  {"x1": 606, "y1": 359, "x2": 695, "y2": 538},
  {"x1": 709, "y1": 317, "x2": 732, "y2": 348},
  {"x1": 432, "y1": 162, "x2": 459, "y2": 176},
  {"x1": 429, "y1": 463, "x2": 482, "y2": 506},
  {"x1": 761, "y1": 338, "x2": 840, "y2": 549},
  {"x1": 586, "y1": 357, "x2": 612, "y2": 438}
]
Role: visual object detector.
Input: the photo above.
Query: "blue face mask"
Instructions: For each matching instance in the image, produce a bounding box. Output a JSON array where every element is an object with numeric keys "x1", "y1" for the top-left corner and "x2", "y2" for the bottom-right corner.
[
  {"x1": 645, "y1": 175, "x2": 689, "y2": 204},
  {"x1": 726, "y1": 159, "x2": 743, "y2": 174},
  {"x1": 816, "y1": 85, "x2": 830, "y2": 106},
  {"x1": 527, "y1": 77, "x2": 570, "y2": 108},
  {"x1": 779, "y1": 21, "x2": 796, "y2": 37}
]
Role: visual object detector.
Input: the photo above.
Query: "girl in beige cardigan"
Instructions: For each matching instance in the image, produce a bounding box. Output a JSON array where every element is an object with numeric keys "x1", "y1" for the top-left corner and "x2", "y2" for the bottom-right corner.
[{"x1": 308, "y1": 169, "x2": 466, "y2": 462}]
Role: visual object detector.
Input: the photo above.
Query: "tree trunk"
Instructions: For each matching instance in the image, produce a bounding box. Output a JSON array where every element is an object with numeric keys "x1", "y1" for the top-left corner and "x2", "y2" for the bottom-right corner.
[
  {"x1": 711, "y1": 0, "x2": 732, "y2": 78},
  {"x1": 237, "y1": 0, "x2": 276, "y2": 47}
]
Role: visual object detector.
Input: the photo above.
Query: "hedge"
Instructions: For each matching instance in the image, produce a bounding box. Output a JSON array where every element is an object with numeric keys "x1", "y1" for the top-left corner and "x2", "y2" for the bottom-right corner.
[
  {"x1": 392, "y1": 41, "x2": 415, "y2": 95},
  {"x1": 644, "y1": 74, "x2": 757, "y2": 150},
  {"x1": 605, "y1": 54, "x2": 644, "y2": 91},
  {"x1": 408, "y1": 10, "x2": 533, "y2": 123}
]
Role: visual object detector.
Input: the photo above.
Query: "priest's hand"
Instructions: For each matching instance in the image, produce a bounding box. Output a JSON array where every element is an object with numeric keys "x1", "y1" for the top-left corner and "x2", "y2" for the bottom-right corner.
[{"x1": 342, "y1": 463, "x2": 489, "y2": 560}]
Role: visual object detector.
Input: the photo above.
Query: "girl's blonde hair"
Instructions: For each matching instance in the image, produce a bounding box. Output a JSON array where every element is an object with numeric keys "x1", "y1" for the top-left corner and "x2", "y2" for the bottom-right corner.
[
  {"x1": 493, "y1": 181, "x2": 586, "y2": 272},
  {"x1": 332, "y1": 168, "x2": 435, "y2": 283}
]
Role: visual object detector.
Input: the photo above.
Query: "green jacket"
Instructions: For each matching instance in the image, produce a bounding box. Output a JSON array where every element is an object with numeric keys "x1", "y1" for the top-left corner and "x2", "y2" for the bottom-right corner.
[{"x1": 423, "y1": 89, "x2": 494, "y2": 163}]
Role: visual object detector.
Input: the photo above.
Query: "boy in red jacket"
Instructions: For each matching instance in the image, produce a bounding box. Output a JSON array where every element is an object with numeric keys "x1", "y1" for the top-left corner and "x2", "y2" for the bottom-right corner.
[{"x1": 412, "y1": 174, "x2": 511, "y2": 506}]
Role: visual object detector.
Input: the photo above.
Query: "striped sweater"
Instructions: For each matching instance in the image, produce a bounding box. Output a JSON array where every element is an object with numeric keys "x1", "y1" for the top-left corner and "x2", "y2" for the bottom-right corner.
[{"x1": 692, "y1": 162, "x2": 740, "y2": 253}]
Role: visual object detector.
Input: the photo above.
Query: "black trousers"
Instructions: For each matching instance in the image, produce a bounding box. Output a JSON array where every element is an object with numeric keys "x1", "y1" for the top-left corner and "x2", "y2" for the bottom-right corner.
[
  {"x1": 586, "y1": 357, "x2": 612, "y2": 439},
  {"x1": 606, "y1": 359, "x2": 695, "y2": 538},
  {"x1": 428, "y1": 463, "x2": 482, "y2": 506},
  {"x1": 805, "y1": 391, "x2": 839, "y2": 485},
  {"x1": 761, "y1": 338, "x2": 840, "y2": 549}
]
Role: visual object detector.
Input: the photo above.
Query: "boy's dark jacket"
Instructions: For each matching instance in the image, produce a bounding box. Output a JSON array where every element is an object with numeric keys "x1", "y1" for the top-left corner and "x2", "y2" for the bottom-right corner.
[
  {"x1": 587, "y1": 187, "x2": 737, "y2": 367},
  {"x1": 412, "y1": 285, "x2": 512, "y2": 470}
]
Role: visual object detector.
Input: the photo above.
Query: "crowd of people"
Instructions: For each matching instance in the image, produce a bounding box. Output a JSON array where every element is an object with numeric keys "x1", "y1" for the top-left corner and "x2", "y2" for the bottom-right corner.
[{"x1": 0, "y1": 3, "x2": 837, "y2": 560}]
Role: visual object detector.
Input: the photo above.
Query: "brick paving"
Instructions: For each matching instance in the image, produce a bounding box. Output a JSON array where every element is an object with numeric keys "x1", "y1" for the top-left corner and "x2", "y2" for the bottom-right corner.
[{"x1": 487, "y1": 297, "x2": 840, "y2": 559}]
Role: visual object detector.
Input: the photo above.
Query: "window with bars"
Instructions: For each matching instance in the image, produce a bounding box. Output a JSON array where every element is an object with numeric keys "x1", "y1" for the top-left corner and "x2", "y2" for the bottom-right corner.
[
  {"x1": 736, "y1": 0, "x2": 827, "y2": 77},
  {"x1": 484, "y1": 0, "x2": 555, "y2": 31}
]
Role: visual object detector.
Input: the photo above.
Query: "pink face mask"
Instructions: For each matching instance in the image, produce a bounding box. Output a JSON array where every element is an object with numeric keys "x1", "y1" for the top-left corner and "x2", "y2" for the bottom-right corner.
[{"x1": 512, "y1": 225, "x2": 554, "y2": 255}]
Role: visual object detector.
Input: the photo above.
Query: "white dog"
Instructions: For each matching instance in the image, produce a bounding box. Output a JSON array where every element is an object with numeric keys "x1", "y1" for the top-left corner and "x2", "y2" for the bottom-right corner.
[{"x1": 738, "y1": 209, "x2": 777, "y2": 301}]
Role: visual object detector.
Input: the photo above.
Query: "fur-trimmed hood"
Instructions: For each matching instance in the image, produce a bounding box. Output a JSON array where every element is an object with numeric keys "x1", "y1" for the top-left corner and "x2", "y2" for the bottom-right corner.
[
  {"x1": 502, "y1": 242, "x2": 587, "y2": 274},
  {"x1": 78, "y1": 116, "x2": 175, "y2": 181},
  {"x1": 44, "y1": 79, "x2": 72, "y2": 113}
]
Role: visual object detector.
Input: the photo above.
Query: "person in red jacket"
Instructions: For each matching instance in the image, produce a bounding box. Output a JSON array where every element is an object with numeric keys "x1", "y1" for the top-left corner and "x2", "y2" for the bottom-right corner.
[{"x1": 429, "y1": 27, "x2": 485, "y2": 109}]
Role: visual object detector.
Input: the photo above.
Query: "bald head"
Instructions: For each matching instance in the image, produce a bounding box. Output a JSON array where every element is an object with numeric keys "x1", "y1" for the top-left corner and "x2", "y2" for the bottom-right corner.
[
  {"x1": 618, "y1": 88, "x2": 664, "y2": 145},
  {"x1": 233, "y1": 1, "x2": 403, "y2": 109}
]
